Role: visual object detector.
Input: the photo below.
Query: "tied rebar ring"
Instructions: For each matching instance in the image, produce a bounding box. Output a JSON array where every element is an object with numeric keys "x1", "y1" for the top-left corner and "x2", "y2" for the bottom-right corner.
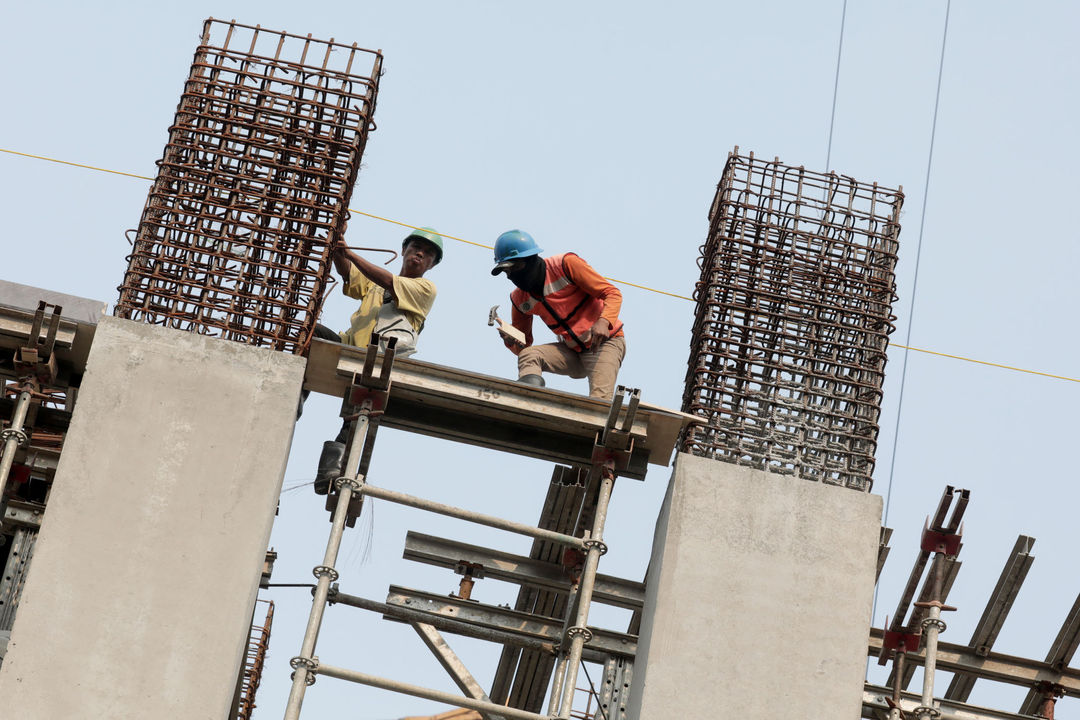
[
  {"x1": 582, "y1": 538, "x2": 608, "y2": 556},
  {"x1": 921, "y1": 617, "x2": 947, "y2": 634},
  {"x1": 566, "y1": 626, "x2": 594, "y2": 643},
  {"x1": 289, "y1": 656, "x2": 319, "y2": 685},
  {"x1": 312, "y1": 565, "x2": 339, "y2": 582},
  {"x1": 1, "y1": 428, "x2": 29, "y2": 448}
]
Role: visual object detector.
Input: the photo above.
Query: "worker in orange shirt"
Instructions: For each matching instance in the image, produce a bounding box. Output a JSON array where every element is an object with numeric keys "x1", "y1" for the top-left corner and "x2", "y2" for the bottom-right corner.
[{"x1": 490, "y1": 229, "x2": 626, "y2": 399}]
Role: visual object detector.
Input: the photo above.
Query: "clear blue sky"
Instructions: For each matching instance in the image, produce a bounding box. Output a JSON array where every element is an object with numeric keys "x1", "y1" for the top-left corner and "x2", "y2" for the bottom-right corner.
[{"x1": 2, "y1": 2, "x2": 1078, "y2": 717}]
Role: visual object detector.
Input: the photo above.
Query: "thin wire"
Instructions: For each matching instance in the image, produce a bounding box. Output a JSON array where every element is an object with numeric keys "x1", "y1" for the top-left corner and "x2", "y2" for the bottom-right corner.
[
  {"x1": 876, "y1": 0, "x2": 953, "y2": 616},
  {"x1": 3, "y1": 144, "x2": 1078, "y2": 385},
  {"x1": 825, "y1": 0, "x2": 849, "y2": 171}
]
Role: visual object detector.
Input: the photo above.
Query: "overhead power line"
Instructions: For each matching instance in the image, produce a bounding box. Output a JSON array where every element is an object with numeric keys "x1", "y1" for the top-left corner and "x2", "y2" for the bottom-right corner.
[{"x1": 1, "y1": 145, "x2": 1077, "y2": 385}]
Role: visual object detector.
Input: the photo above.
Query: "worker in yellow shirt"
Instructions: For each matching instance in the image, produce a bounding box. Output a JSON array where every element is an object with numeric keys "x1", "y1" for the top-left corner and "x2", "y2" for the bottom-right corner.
[{"x1": 311, "y1": 227, "x2": 443, "y2": 493}]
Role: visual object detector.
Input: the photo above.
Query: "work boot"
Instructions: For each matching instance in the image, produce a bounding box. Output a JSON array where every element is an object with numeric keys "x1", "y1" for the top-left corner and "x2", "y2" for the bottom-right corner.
[
  {"x1": 313, "y1": 441, "x2": 345, "y2": 495},
  {"x1": 517, "y1": 374, "x2": 546, "y2": 387}
]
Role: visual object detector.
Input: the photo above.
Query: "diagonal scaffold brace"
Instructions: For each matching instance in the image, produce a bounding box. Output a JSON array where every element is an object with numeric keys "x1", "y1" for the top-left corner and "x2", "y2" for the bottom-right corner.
[{"x1": 283, "y1": 333, "x2": 397, "y2": 720}]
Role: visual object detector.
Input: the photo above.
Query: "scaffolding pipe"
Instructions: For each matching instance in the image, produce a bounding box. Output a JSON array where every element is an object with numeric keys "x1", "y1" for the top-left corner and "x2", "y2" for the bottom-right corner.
[
  {"x1": 359, "y1": 482, "x2": 588, "y2": 550},
  {"x1": 0, "y1": 389, "x2": 33, "y2": 520},
  {"x1": 316, "y1": 662, "x2": 552, "y2": 720},
  {"x1": 916, "y1": 557, "x2": 948, "y2": 720},
  {"x1": 888, "y1": 652, "x2": 906, "y2": 720},
  {"x1": 555, "y1": 469, "x2": 615, "y2": 718},
  {"x1": 546, "y1": 583, "x2": 580, "y2": 716},
  {"x1": 283, "y1": 403, "x2": 373, "y2": 720}
]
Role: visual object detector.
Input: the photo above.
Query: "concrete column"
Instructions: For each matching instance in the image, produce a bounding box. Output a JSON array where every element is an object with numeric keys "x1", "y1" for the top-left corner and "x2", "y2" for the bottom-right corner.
[
  {"x1": 0, "y1": 317, "x2": 305, "y2": 719},
  {"x1": 627, "y1": 453, "x2": 881, "y2": 719}
]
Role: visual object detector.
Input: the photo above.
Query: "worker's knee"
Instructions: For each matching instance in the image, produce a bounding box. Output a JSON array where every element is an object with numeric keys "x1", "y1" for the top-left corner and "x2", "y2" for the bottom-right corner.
[{"x1": 517, "y1": 345, "x2": 543, "y2": 365}]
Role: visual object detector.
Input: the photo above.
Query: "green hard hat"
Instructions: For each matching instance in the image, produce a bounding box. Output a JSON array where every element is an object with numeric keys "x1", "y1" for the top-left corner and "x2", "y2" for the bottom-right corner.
[{"x1": 403, "y1": 227, "x2": 444, "y2": 265}]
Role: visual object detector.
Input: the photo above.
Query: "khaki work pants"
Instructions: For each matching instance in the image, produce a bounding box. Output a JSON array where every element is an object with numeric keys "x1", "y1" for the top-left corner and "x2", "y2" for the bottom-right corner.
[{"x1": 517, "y1": 336, "x2": 627, "y2": 399}]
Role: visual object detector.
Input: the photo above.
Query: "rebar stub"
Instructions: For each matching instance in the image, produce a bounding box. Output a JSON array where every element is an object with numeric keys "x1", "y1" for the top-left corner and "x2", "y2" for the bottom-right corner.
[
  {"x1": 312, "y1": 565, "x2": 340, "y2": 582},
  {"x1": 0, "y1": 428, "x2": 29, "y2": 448},
  {"x1": 582, "y1": 538, "x2": 608, "y2": 556},
  {"x1": 566, "y1": 626, "x2": 594, "y2": 643},
  {"x1": 289, "y1": 655, "x2": 319, "y2": 685}
]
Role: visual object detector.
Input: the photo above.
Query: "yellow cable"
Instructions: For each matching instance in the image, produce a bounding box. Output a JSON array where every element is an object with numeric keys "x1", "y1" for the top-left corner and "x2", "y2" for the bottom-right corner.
[
  {"x1": 4, "y1": 146, "x2": 1078, "y2": 385},
  {"x1": 1, "y1": 148, "x2": 154, "y2": 181},
  {"x1": 890, "y1": 343, "x2": 1078, "y2": 383}
]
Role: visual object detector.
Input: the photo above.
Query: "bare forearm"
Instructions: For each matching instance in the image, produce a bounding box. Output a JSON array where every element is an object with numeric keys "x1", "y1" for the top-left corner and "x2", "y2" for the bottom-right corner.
[{"x1": 334, "y1": 248, "x2": 395, "y2": 293}]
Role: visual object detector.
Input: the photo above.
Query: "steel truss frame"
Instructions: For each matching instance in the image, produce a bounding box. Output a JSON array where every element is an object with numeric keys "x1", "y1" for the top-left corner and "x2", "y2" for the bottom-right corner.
[{"x1": 872, "y1": 488, "x2": 1080, "y2": 720}]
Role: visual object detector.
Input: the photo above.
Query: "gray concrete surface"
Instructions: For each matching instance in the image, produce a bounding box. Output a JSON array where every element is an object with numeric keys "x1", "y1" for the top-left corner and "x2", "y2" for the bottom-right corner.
[
  {"x1": 0, "y1": 278, "x2": 106, "y2": 324},
  {"x1": 627, "y1": 453, "x2": 882, "y2": 720},
  {"x1": 0, "y1": 317, "x2": 305, "y2": 719}
]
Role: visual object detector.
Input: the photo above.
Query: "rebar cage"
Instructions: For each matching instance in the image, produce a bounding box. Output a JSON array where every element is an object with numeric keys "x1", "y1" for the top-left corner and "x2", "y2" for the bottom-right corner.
[
  {"x1": 115, "y1": 19, "x2": 383, "y2": 353},
  {"x1": 681, "y1": 149, "x2": 903, "y2": 491}
]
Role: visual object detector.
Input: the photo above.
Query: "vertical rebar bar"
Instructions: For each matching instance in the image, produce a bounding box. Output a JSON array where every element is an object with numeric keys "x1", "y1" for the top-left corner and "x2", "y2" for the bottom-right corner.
[
  {"x1": 555, "y1": 469, "x2": 615, "y2": 718},
  {"x1": 283, "y1": 402, "x2": 372, "y2": 720},
  {"x1": 0, "y1": 390, "x2": 33, "y2": 523},
  {"x1": 681, "y1": 149, "x2": 903, "y2": 490},
  {"x1": 114, "y1": 19, "x2": 384, "y2": 354}
]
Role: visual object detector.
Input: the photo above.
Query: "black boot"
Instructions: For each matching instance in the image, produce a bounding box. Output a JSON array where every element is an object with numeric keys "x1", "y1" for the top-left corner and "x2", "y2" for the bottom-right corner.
[
  {"x1": 517, "y1": 374, "x2": 546, "y2": 387},
  {"x1": 314, "y1": 441, "x2": 345, "y2": 495}
]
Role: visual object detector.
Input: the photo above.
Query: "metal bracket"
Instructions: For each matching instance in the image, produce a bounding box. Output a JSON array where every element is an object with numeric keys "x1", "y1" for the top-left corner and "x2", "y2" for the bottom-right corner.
[
  {"x1": 591, "y1": 386, "x2": 641, "y2": 474},
  {"x1": 882, "y1": 624, "x2": 923, "y2": 657},
  {"x1": 453, "y1": 561, "x2": 485, "y2": 601},
  {"x1": 14, "y1": 301, "x2": 62, "y2": 387},
  {"x1": 921, "y1": 524, "x2": 963, "y2": 556},
  {"x1": 328, "y1": 333, "x2": 398, "y2": 527}
]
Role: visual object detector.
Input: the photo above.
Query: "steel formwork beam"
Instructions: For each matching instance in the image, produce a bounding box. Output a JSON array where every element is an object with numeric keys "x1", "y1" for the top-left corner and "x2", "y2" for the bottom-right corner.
[
  {"x1": 863, "y1": 684, "x2": 1043, "y2": 720},
  {"x1": 385, "y1": 586, "x2": 637, "y2": 660},
  {"x1": 1018, "y1": 592, "x2": 1080, "y2": 715},
  {"x1": 946, "y1": 535, "x2": 1035, "y2": 702},
  {"x1": 868, "y1": 628, "x2": 1080, "y2": 696},
  {"x1": 402, "y1": 531, "x2": 645, "y2": 610},
  {"x1": 681, "y1": 148, "x2": 903, "y2": 490},
  {"x1": 115, "y1": 18, "x2": 384, "y2": 353}
]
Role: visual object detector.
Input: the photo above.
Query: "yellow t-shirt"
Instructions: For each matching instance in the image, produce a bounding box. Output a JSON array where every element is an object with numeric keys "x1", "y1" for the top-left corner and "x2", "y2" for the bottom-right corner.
[{"x1": 339, "y1": 265, "x2": 437, "y2": 348}]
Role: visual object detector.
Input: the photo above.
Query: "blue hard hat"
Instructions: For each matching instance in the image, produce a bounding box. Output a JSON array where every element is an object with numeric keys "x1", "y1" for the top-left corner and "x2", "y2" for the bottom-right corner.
[{"x1": 491, "y1": 229, "x2": 542, "y2": 275}]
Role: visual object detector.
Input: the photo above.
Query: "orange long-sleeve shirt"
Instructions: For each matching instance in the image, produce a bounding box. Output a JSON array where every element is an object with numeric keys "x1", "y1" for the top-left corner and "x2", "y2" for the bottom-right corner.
[{"x1": 509, "y1": 253, "x2": 623, "y2": 349}]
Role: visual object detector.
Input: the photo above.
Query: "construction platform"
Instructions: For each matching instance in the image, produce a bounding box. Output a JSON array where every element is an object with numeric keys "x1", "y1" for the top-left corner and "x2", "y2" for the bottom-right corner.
[{"x1": 304, "y1": 338, "x2": 696, "y2": 479}]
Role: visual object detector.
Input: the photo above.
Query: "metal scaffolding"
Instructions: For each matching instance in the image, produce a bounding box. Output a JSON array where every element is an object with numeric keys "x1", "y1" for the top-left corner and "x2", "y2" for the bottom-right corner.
[
  {"x1": 115, "y1": 19, "x2": 383, "y2": 353},
  {"x1": 681, "y1": 148, "x2": 903, "y2": 491},
  {"x1": 283, "y1": 338, "x2": 652, "y2": 720},
  {"x1": 870, "y1": 488, "x2": 1080, "y2": 719},
  {"x1": 0, "y1": 293, "x2": 93, "y2": 669}
]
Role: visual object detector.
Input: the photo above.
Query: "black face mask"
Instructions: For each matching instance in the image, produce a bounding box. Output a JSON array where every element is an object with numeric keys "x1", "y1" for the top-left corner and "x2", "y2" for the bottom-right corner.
[{"x1": 507, "y1": 255, "x2": 545, "y2": 297}]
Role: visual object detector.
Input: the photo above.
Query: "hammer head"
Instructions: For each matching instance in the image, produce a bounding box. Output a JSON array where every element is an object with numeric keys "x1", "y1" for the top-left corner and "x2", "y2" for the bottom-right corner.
[{"x1": 488, "y1": 305, "x2": 499, "y2": 326}]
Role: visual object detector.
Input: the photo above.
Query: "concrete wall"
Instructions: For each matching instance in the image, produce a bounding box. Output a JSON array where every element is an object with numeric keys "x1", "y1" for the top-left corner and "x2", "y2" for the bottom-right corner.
[
  {"x1": 627, "y1": 453, "x2": 881, "y2": 719},
  {"x1": 0, "y1": 317, "x2": 305, "y2": 720}
]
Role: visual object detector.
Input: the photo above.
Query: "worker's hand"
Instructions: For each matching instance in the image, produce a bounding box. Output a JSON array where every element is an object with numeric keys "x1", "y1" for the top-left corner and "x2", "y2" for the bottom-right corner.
[
  {"x1": 499, "y1": 329, "x2": 526, "y2": 354},
  {"x1": 580, "y1": 318, "x2": 611, "y2": 348}
]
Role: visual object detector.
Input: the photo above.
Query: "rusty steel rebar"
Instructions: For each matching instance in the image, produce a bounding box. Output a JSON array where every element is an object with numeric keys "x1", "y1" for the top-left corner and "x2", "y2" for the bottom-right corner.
[
  {"x1": 236, "y1": 599, "x2": 275, "y2": 720},
  {"x1": 115, "y1": 19, "x2": 384, "y2": 353},
  {"x1": 681, "y1": 148, "x2": 904, "y2": 491}
]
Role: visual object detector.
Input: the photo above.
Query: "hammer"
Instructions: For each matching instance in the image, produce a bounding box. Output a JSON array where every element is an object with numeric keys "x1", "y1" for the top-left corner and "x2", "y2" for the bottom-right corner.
[{"x1": 488, "y1": 305, "x2": 526, "y2": 346}]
